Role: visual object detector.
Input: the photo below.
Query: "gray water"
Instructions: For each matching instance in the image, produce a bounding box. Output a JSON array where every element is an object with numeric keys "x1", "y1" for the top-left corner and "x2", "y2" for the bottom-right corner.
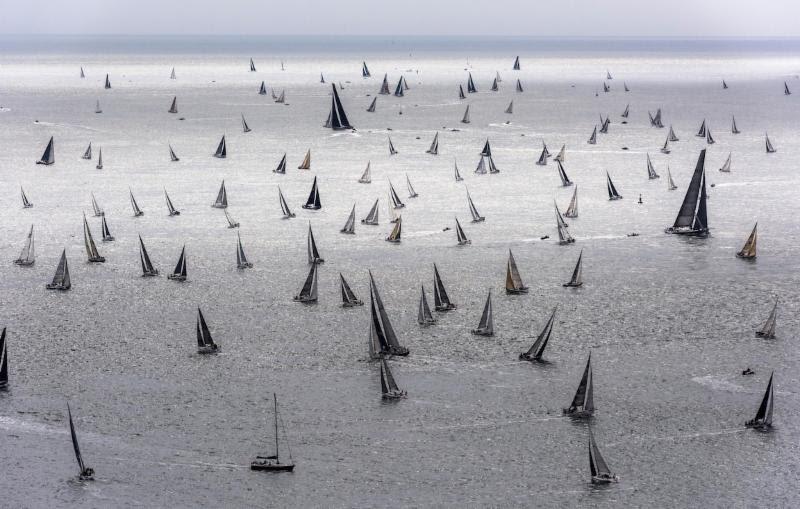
[{"x1": 1, "y1": 36, "x2": 799, "y2": 508}]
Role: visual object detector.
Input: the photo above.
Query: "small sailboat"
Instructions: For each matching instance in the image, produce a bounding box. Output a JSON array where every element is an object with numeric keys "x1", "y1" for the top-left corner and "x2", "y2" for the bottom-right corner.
[
  {"x1": 389, "y1": 182, "x2": 405, "y2": 209},
  {"x1": 358, "y1": 162, "x2": 372, "y2": 183},
  {"x1": 563, "y1": 353, "x2": 594, "y2": 417},
  {"x1": 621, "y1": 104, "x2": 629, "y2": 118},
  {"x1": 564, "y1": 185, "x2": 579, "y2": 218},
  {"x1": 490, "y1": 77, "x2": 499, "y2": 92},
  {"x1": 536, "y1": 148, "x2": 548, "y2": 166},
  {"x1": 341, "y1": 204, "x2": 356, "y2": 234},
  {"x1": 388, "y1": 136, "x2": 398, "y2": 155},
  {"x1": 169, "y1": 144, "x2": 180, "y2": 161},
  {"x1": 14, "y1": 225, "x2": 35, "y2": 266},
  {"x1": 170, "y1": 67, "x2": 176, "y2": 80},
  {"x1": 599, "y1": 116, "x2": 610, "y2": 134},
  {"x1": 168, "y1": 96, "x2": 178, "y2": 113},
  {"x1": 433, "y1": 263, "x2": 456, "y2": 311},
  {"x1": 91, "y1": 193, "x2": 104, "y2": 216},
  {"x1": 784, "y1": 81, "x2": 791, "y2": 95},
  {"x1": 20, "y1": 187, "x2": 33, "y2": 208},
  {"x1": 731, "y1": 115, "x2": 740, "y2": 134},
  {"x1": 82, "y1": 142, "x2": 92, "y2": 160},
  {"x1": 275, "y1": 90, "x2": 285, "y2": 104},
  {"x1": 646, "y1": 153, "x2": 660, "y2": 179},
  {"x1": 516, "y1": 79, "x2": 523, "y2": 92},
  {"x1": 394, "y1": 77, "x2": 404, "y2": 97},
  {"x1": 241, "y1": 114, "x2": 251, "y2": 133},
  {"x1": 36, "y1": 136, "x2": 55, "y2": 165},
  {"x1": 719, "y1": 152, "x2": 732, "y2": 173},
  {"x1": 213, "y1": 135, "x2": 227, "y2": 158},
  {"x1": 0, "y1": 327, "x2": 7, "y2": 386},
  {"x1": 297, "y1": 150, "x2": 311, "y2": 170},
  {"x1": 454, "y1": 160, "x2": 464, "y2": 181},
  {"x1": 380, "y1": 357, "x2": 407, "y2": 399},
  {"x1": 234, "y1": 232, "x2": 253, "y2": 269},
  {"x1": 251, "y1": 394, "x2": 296, "y2": 472},
  {"x1": 458, "y1": 84, "x2": 466, "y2": 99},
  {"x1": 668, "y1": 125, "x2": 679, "y2": 142},
  {"x1": 385, "y1": 216, "x2": 402, "y2": 243},
  {"x1": 466, "y1": 187, "x2": 485, "y2": 222},
  {"x1": 129, "y1": 189, "x2": 144, "y2": 216},
  {"x1": 165, "y1": 189, "x2": 180, "y2": 216},
  {"x1": 651, "y1": 109, "x2": 664, "y2": 128},
  {"x1": 80, "y1": 67, "x2": 85, "y2": 78},
  {"x1": 426, "y1": 132, "x2": 439, "y2": 155},
  {"x1": 665, "y1": 150, "x2": 708, "y2": 236},
  {"x1": 138, "y1": 235, "x2": 158, "y2": 276},
  {"x1": 480, "y1": 139, "x2": 492, "y2": 157},
  {"x1": 67, "y1": 404, "x2": 95, "y2": 481},
  {"x1": 95, "y1": 148, "x2": 103, "y2": 169},
  {"x1": 224, "y1": 209, "x2": 240, "y2": 228},
  {"x1": 505, "y1": 250, "x2": 528, "y2": 294},
  {"x1": 603, "y1": 82, "x2": 610, "y2": 93},
  {"x1": 95, "y1": 99, "x2": 102, "y2": 114},
  {"x1": 519, "y1": 307, "x2": 557, "y2": 362},
  {"x1": 196, "y1": 308, "x2": 219, "y2": 354},
  {"x1": 417, "y1": 285, "x2": 436, "y2": 325},
  {"x1": 277, "y1": 187, "x2": 295, "y2": 219},
  {"x1": 461, "y1": 105, "x2": 471, "y2": 124},
  {"x1": 660, "y1": 135, "x2": 671, "y2": 154},
  {"x1": 361, "y1": 199, "x2": 379, "y2": 225},
  {"x1": 211, "y1": 180, "x2": 228, "y2": 208},
  {"x1": 100, "y1": 216, "x2": 114, "y2": 242},
  {"x1": 745, "y1": 372, "x2": 774, "y2": 430},
  {"x1": 667, "y1": 167, "x2": 678, "y2": 190},
  {"x1": 324, "y1": 84, "x2": 353, "y2": 130},
  {"x1": 46, "y1": 249, "x2": 71, "y2": 290},
  {"x1": 554, "y1": 145, "x2": 566, "y2": 163},
  {"x1": 587, "y1": 126, "x2": 597, "y2": 145},
  {"x1": 362, "y1": 61, "x2": 371, "y2": 78},
  {"x1": 302, "y1": 176, "x2": 322, "y2": 210},
  {"x1": 624, "y1": 82, "x2": 629, "y2": 92},
  {"x1": 765, "y1": 133, "x2": 776, "y2": 153},
  {"x1": 505, "y1": 101, "x2": 513, "y2": 114},
  {"x1": 513, "y1": 56, "x2": 520, "y2": 70},
  {"x1": 340, "y1": 273, "x2": 363, "y2": 307},
  {"x1": 755, "y1": 299, "x2": 778, "y2": 339},
  {"x1": 696, "y1": 120, "x2": 707, "y2": 137},
  {"x1": 563, "y1": 250, "x2": 583, "y2": 287},
  {"x1": 606, "y1": 172, "x2": 623, "y2": 200},
  {"x1": 467, "y1": 72, "x2": 477, "y2": 93},
  {"x1": 455, "y1": 217, "x2": 470, "y2": 245},
  {"x1": 366, "y1": 97, "x2": 377, "y2": 113},
  {"x1": 735, "y1": 223, "x2": 757, "y2": 259},
  {"x1": 273, "y1": 153, "x2": 287, "y2": 174},
  {"x1": 167, "y1": 245, "x2": 187, "y2": 281},
  {"x1": 722, "y1": 79, "x2": 728, "y2": 89},
  {"x1": 406, "y1": 174, "x2": 418, "y2": 198},
  {"x1": 471, "y1": 290, "x2": 494, "y2": 336},
  {"x1": 367, "y1": 270, "x2": 409, "y2": 356},
  {"x1": 250, "y1": 58, "x2": 256, "y2": 72},
  {"x1": 104, "y1": 74, "x2": 111, "y2": 89},
  {"x1": 379, "y1": 74, "x2": 390, "y2": 95},
  {"x1": 556, "y1": 160, "x2": 573, "y2": 186},
  {"x1": 556, "y1": 203, "x2": 574, "y2": 244},
  {"x1": 307, "y1": 223, "x2": 324, "y2": 264},
  {"x1": 588, "y1": 429, "x2": 618, "y2": 483},
  {"x1": 706, "y1": 126, "x2": 715, "y2": 145}
]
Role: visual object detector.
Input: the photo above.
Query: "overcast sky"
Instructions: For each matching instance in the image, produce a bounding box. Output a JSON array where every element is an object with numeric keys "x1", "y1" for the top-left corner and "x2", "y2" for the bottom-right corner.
[{"x1": 4, "y1": 0, "x2": 799, "y2": 37}]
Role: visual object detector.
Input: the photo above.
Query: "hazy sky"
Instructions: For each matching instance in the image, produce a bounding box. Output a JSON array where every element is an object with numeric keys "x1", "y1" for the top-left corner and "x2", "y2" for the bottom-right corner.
[{"x1": 4, "y1": 0, "x2": 799, "y2": 37}]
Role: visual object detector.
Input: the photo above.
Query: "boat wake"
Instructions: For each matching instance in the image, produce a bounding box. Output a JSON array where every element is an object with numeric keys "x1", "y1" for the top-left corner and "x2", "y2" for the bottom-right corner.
[{"x1": 33, "y1": 121, "x2": 100, "y2": 132}]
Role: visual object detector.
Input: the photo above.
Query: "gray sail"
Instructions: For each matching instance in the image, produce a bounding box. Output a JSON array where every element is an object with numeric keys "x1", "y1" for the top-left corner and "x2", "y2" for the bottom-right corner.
[
  {"x1": 100, "y1": 215, "x2": 114, "y2": 241},
  {"x1": 513, "y1": 56, "x2": 520, "y2": 70},
  {"x1": 755, "y1": 299, "x2": 777, "y2": 339},
  {"x1": 14, "y1": 225, "x2": 35, "y2": 266},
  {"x1": 406, "y1": 174, "x2": 418, "y2": 198},
  {"x1": 169, "y1": 144, "x2": 180, "y2": 161},
  {"x1": 588, "y1": 428, "x2": 616, "y2": 482},
  {"x1": 130, "y1": 190, "x2": 144, "y2": 216},
  {"x1": 426, "y1": 132, "x2": 439, "y2": 155},
  {"x1": 556, "y1": 160, "x2": 573, "y2": 186},
  {"x1": 307, "y1": 223, "x2": 324, "y2": 264},
  {"x1": 455, "y1": 217, "x2": 470, "y2": 245},
  {"x1": 466, "y1": 187, "x2": 484, "y2": 222},
  {"x1": 520, "y1": 307, "x2": 557, "y2": 361},
  {"x1": 765, "y1": 133, "x2": 776, "y2": 153},
  {"x1": 385, "y1": 216, "x2": 401, "y2": 243},
  {"x1": 417, "y1": 285, "x2": 436, "y2": 325},
  {"x1": 587, "y1": 126, "x2": 597, "y2": 145},
  {"x1": 224, "y1": 209, "x2": 239, "y2": 228},
  {"x1": 505, "y1": 101, "x2": 513, "y2": 114},
  {"x1": 236, "y1": 232, "x2": 253, "y2": 269},
  {"x1": 91, "y1": 193, "x2": 104, "y2": 216},
  {"x1": 82, "y1": 142, "x2": 92, "y2": 160},
  {"x1": 379, "y1": 74, "x2": 390, "y2": 94},
  {"x1": 167, "y1": 245, "x2": 187, "y2": 280},
  {"x1": 454, "y1": 160, "x2": 463, "y2": 181},
  {"x1": 366, "y1": 97, "x2": 377, "y2": 113},
  {"x1": 213, "y1": 135, "x2": 227, "y2": 158},
  {"x1": 731, "y1": 116, "x2": 740, "y2": 134},
  {"x1": 340, "y1": 273, "x2": 363, "y2": 306},
  {"x1": 461, "y1": 105, "x2": 471, "y2": 124},
  {"x1": 389, "y1": 181, "x2": 405, "y2": 209},
  {"x1": 358, "y1": 162, "x2": 372, "y2": 183},
  {"x1": 433, "y1": 263, "x2": 455, "y2": 311},
  {"x1": 719, "y1": 152, "x2": 732, "y2": 173},
  {"x1": 242, "y1": 114, "x2": 251, "y2": 133},
  {"x1": 471, "y1": 289, "x2": 494, "y2": 336},
  {"x1": 36, "y1": 136, "x2": 55, "y2": 165},
  {"x1": 668, "y1": 125, "x2": 679, "y2": 141},
  {"x1": 168, "y1": 96, "x2": 178, "y2": 113},
  {"x1": 361, "y1": 198, "x2": 379, "y2": 225},
  {"x1": 95, "y1": 148, "x2": 103, "y2": 169},
  {"x1": 139, "y1": 235, "x2": 158, "y2": 276},
  {"x1": 505, "y1": 250, "x2": 528, "y2": 293},
  {"x1": 278, "y1": 187, "x2": 295, "y2": 218},
  {"x1": 556, "y1": 203, "x2": 574, "y2": 244},
  {"x1": 325, "y1": 84, "x2": 353, "y2": 130},
  {"x1": 646, "y1": 153, "x2": 660, "y2": 179},
  {"x1": 388, "y1": 136, "x2": 398, "y2": 155},
  {"x1": 564, "y1": 353, "x2": 594, "y2": 416},
  {"x1": 212, "y1": 180, "x2": 228, "y2": 208},
  {"x1": 273, "y1": 153, "x2": 287, "y2": 174},
  {"x1": 606, "y1": 172, "x2": 622, "y2": 200},
  {"x1": 369, "y1": 270, "x2": 409, "y2": 355},
  {"x1": 564, "y1": 185, "x2": 578, "y2": 218},
  {"x1": 563, "y1": 250, "x2": 583, "y2": 287},
  {"x1": 341, "y1": 204, "x2": 356, "y2": 234}
]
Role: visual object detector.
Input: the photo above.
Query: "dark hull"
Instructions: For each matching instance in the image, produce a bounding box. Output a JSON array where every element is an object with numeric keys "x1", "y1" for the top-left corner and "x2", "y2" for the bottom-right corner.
[
  {"x1": 250, "y1": 462, "x2": 295, "y2": 472},
  {"x1": 88, "y1": 256, "x2": 106, "y2": 263},
  {"x1": 664, "y1": 227, "x2": 708, "y2": 237},
  {"x1": 302, "y1": 205, "x2": 321, "y2": 210},
  {"x1": 506, "y1": 287, "x2": 528, "y2": 294},
  {"x1": 342, "y1": 301, "x2": 364, "y2": 307},
  {"x1": 167, "y1": 274, "x2": 186, "y2": 281},
  {"x1": 563, "y1": 282, "x2": 583, "y2": 288}
]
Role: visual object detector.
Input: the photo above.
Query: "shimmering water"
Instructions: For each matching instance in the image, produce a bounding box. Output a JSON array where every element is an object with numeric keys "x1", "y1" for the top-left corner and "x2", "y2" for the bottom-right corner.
[{"x1": 1, "y1": 36, "x2": 799, "y2": 508}]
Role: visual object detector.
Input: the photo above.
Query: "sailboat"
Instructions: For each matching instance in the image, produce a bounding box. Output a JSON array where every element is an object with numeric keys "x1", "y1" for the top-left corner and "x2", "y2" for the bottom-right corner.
[
  {"x1": 606, "y1": 172, "x2": 623, "y2": 200},
  {"x1": 100, "y1": 216, "x2": 114, "y2": 242},
  {"x1": 224, "y1": 209, "x2": 240, "y2": 228},
  {"x1": 274, "y1": 90, "x2": 285, "y2": 104},
  {"x1": 587, "y1": 126, "x2": 597, "y2": 145},
  {"x1": 324, "y1": 84, "x2": 353, "y2": 130},
  {"x1": 165, "y1": 189, "x2": 180, "y2": 216},
  {"x1": 563, "y1": 250, "x2": 584, "y2": 287},
  {"x1": 731, "y1": 115, "x2": 740, "y2": 134},
  {"x1": 765, "y1": 133, "x2": 776, "y2": 153},
  {"x1": 406, "y1": 175, "x2": 418, "y2": 198},
  {"x1": 20, "y1": 187, "x2": 33, "y2": 208},
  {"x1": 745, "y1": 373, "x2": 774, "y2": 430},
  {"x1": 554, "y1": 145, "x2": 566, "y2": 163},
  {"x1": 461, "y1": 105, "x2": 471, "y2": 124},
  {"x1": 417, "y1": 285, "x2": 436, "y2": 325},
  {"x1": 466, "y1": 187, "x2": 485, "y2": 222},
  {"x1": 696, "y1": 120, "x2": 707, "y2": 137},
  {"x1": 388, "y1": 136, "x2": 398, "y2": 155},
  {"x1": 755, "y1": 299, "x2": 778, "y2": 339},
  {"x1": 95, "y1": 148, "x2": 103, "y2": 169},
  {"x1": 519, "y1": 307, "x2": 557, "y2": 362},
  {"x1": 341, "y1": 204, "x2": 356, "y2": 234},
  {"x1": 556, "y1": 160, "x2": 573, "y2": 187},
  {"x1": 367, "y1": 270, "x2": 409, "y2": 356},
  {"x1": 480, "y1": 139, "x2": 492, "y2": 157},
  {"x1": 624, "y1": 82, "x2": 629, "y2": 92},
  {"x1": 454, "y1": 160, "x2": 464, "y2": 181},
  {"x1": 306, "y1": 223, "x2": 325, "y2": 265},
  {"x1": 388, "y1": 195, "x2": 400, "y2": 224},
  {"x1": 167, "y1": 245, "x2": 187, "y2": 281},
  {"x1": 706, "y1": 126, "x2": 715, "y2": 145},
  {"x1": 536, "y1": 148, "x2": 548, "y2": 166},
  {"x1": 36, "y1": 136, "x2": 55, "y2": 165},
  {"x1": 504, "y1": 100, "x2": 513, "y2": 114},
  {"x1": 426, "y1": 132, "x2": 439, "y2": 155},
  {"x1": 278, "y1": 187, "x2": 295, "y2": 218},
  {"x1": 385, "y1": 216, "x2": 402, "y2": 243},
  {"x1": 340, "y1": 273, "x2": 363, "y2": 307},
  {"x1": 297, "y1": 150, "x2": 311, "y2": 170},
  {"x1": 646, "y1": 154, "x2": 660, "y2": 179},
  {"x1": 513, "y1": 56, "x2": 520, "y2": 70},
  {"x1": 433, "y1": 264, "x2": 456, "y2": 311},
  {"x1": 361, "y1": 199, "x2": 379, "y2": 225},
  {"x1": 366, "y1": 97, "x2": 377, "y2": 113},
  {"x1": 241, "y1": 114, "x2": 251, "y2": 133},
  {"x1": 380, "y1": 358, "x2": 407, "y2": 399},
  {"x1": 236, "y1": 233, "x2": 253, "y2": 269},
  {"x1": 170, "y1": 67, "x2": 176, "y2": 79},
  {"x1": 784, "y1": 81, "x2": 791, "y2": 95},
  {"x1": 67, "y1": 404, "x2": 95, "y2": 481},
  {"x1": 379, "y1": 74, "x2": 390, "y2": 95},
  {"x1": 389, "y1": 182, "x2": 405, "y2": 209},
  {"x1": 516, "y1": 79, "x2": 524, "y2": 93},
  {"x1": 661, "y1": 135, "x2": 671, "y2": 154},
  {"x1": 0, "y1": 328, "x2": 7, "y2": 387},
  {"x1": 621, "y1": 104, "x2": 629, "y2": 118},
  {"x1": 168, "y1": 96, "x2": 178, "y2": 113},
  {"x1": 139, "y1": 235, "x2": 159, "y2": 276},
  {"x1": 458, "y1": 84, "x2": 466, "y2": 99},
  {"x1": 46, "y1": 249, "x2": 71, "y2": 290},
  {"x1": 490, "y1": 77, "x2": 499, "y2": 92},
  {"x1": 251, "y1": 394, "x2": 296, "y2": 471},
  {"x1": 505, "y1": 250, "x2": 528, "y2": 294},
  {"x1": 455, "y1": 217, "x2": 470, "y2": 245},
  {"x1": 169, "y1": 144, "x2": 180, "y2": 161},
  {"x1": 213, "y1": 135, "x2": 227, "y2": 158},
  {"x1": 556, "y1": 203, "x2": 574, "y2": 244},
  {"x1": 651, "y1": 109, "x2": 664, "y2": 128},
  {"x1": 471, "y1": 290, "x2": 494, "y2": 336},
  {"x1": 14, "y1": 225, "x2": 35, "y2": 266},
  {"x1": 91, "y1": 193, "x2": 104, "y2": 216},
  {"x1": 722, "y1": 79, "x2": 728, "y2": 89},
  {"x1": 129, "y1": 189, "x2": 144, "y2": 216},
  {"x1": 82, "y1": 142, "x2": 92, "y2": 160},
  {"x1": 210, "y1": 180, "x2": 228, "y2": 208},
  {"x1": 667, "y1": 167, "x2": 678, "y2": 190},
  {"x1": 467, "y1": 73, "x2": 477, "y2": 93},
  {"x1": 599, "y1": 116, "x2": 610, "y2": 134},
  {"x1": 734, "y1": 223, "x2": 758, "y2": 259},
  {"x1": 360, "y1": 61, "x2": 371, "y2": 78},
  {"x1": 564, "y1": 185, "x2": 579, "y2": 218},
  {"x1": 303, "y1": 176, "x2": 322, "y2": 210},
  {"x1": 250, "y1": 58, "x2": 256, "y2": 72},
  {"x1": 104, "y1": 74, "x2": 111, "y2": 89},
  {"x1": 603, "y1": 82, "x2": 610, "y2": 93},
  {"x1": 668, "y1": 125, "x2": 679, "y2": 142},
  {"x1": 358, "y1": 162, "x2": 372, "y2": 183},
  {"x1": 273, "y1": 153, "x2": 287, "y2": 174},
  {"x1": 80, "y1": 66, "x2": 85, "y2": 78},
  {"x1": 563, "y1": 353, "x2": 594, "y2": 417},
  {"x1": 196, "y1": 308, "x2": 219, "y2": 354},
  {"x1": 588, "y1": 429, "x2": 618, "y2": 483},
  {"x1": 719, "y1": 152, "x2": 732, "y2": 172},
  {"x1": 95, "y1": 99, "x2": 102, "y2": 114},
  {"x1": 394, "y1": 77, "x2": 404, "y2": 97},
  {"x1": 665, "y1": 150, "x2": 708, "y2": 236}
]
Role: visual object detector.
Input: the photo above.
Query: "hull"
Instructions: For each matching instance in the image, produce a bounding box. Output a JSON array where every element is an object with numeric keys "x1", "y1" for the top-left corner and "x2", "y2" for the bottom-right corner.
[
  {"x1": 212, "y1": 204, "x2": 227, "y2": 209},
  {"x1": 457, "y1": 240, "x2": 472, "y2": 245},
  {"x1": 169, "y1": 211, "x2": 181, "y2": 216},
  {"x1": 562, "y1": 408, "x2": 592, "y2": 418},
  {"x1": 591, "y1": 474, "x2": 618, "y2": 484},
  {"x1": 250, "y1": 461, "x2": 295, "y2": 472},
  {"x1": 198, "y1": 346, "x2": 219, "y2": 354},
  {"x1": 471, "y1": 328, "x2": 493, "y2": 337},
  {"x1": 506, "y1": 287, "x2": 528, "y2": 294},
  {"x1": 361, "y1": 220, "x2": 378, "y2": 225},
  {"x1": 664, "y1": 226, "x2": 709, "y2": 237},
  {"x1": 342, "y1": 300, "x2": 364, "y2": 307},
  {"x1": 293, "y1": 296, "x2": 317, "y2": 303},
  {"x1": 382, "y1": 390, "x2": 407, "y2": 400},
  {"x1": 386, "y1": 346, "x2": 410, "y2": 356},
  {"x1": 14, "y1": 259, "x2": 34, "y2": 266},
  {"x1": 88, "y1": 256, "x2": 106, "y2": 263},
  {"x1": 518, "y1": 353, "x2": 543, "y2": 363},
  {"x1": 559, "y1": 239, "x2": 576, "y2": 245},
  {"x1": 563, "y1": 282, "x2": 583, "y2": 288},
  {"x1": 133, "y1": 212, "x2": 144, "y2": 217},
  {"x1": 102, "y1": 236, "x2": 114, "y2": 242},
  {"x1": 736, "y1": 252, "x2": 755, "y2": 260},
  {"x1": 167, "y1": 274, "x2": 186, "y2": 281},
  {"x1": 471, "y1": 217, "x2": 485, "y2": 223},
  {"x1": 237, "y1": 262, "x2": 254, "y2": 269},
  {"x1": 46, "y1": 284, "x2": 69, "y2": 290},
  {"x1": 754, "y1": 331, "x2": 774, "y2": 339},
  {"x1": 142, "y1": 270, "x2": 159, "y2": 277},
  {"x1": 745, "y1": 420, "x2": 771, "y2": 430},
  {"x1": 435, "y1": 304, "x2": 456, "y2": 312}
]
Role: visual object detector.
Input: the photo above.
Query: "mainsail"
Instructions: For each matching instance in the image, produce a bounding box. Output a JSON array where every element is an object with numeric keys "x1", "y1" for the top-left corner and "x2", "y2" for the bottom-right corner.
[
  {"x1": 505, "y1": 101, "x2": 513, "y2": 114},
  {"x1": 368, "y1": 270, "x2": 409, "y2": 355},
  {"x1": 505, "y1": 250, "x2": 528, "y2": 294},
  {"x1": 736, "y1": 223, "x2": 757, "y2": 259},
  {"x1": 302, "y1": 176, "x2": 321, "y2": 210},
  {"x1": 307, "y1": 223, "x2": 324, "y2": 264},
  {"x1": 665, "y1": 150, "x2": 708, "y2": 236},
  {"x1": 341, "y1": 204, "x2": 356, "y2": 234},
  {"x1": 325, "y1": 84, "x2": 353, "y2": 130},
  {"x1": 36, "y1": 136, "x2": 55, "y2": 165},
  {"x1": 236, "y1": 232, "x2": 253, "y2": 269},
  {"x1": 433, "y1": 263, "x2": 456, "y2": 311},
  {"x1": 563, "y1": 353, "x2": 594, "y2": 417},
  {"x1": 519, "y1": 307, "x2": 557, "y2": 362},
  {"x1": 212, "y1": 180, "x2": 228, "y2": 208},
  {"x1": 471, "y1": 289, "x2": 494, "y2": 336},
  {"x1": 46, "y1": 249, "x2": 71, "y2": 290}
]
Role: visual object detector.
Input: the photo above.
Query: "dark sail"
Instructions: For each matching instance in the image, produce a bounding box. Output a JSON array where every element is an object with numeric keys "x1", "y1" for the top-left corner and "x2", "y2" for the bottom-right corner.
[
  {"x1": 302, "y1": 176, "x2": 322, "y2": 210},
  {"x1": 563, "y1": 353, "x2": 594, "y2": 416},
  {"x1": 139, "y1": 235, "x2": 158, "y2": 276},
  {"x1": 167, "y1": 245, "x2": 187, "y2": 281},
  {"x1": 519, "y1": 307, "x2": 557, "y2": 362},
  {"x1": 37, "y1": 136, "x2": 55, "y2": 165},
  {"x1": 745, "y1": 372, "x2": 774, "y2": 429},
  {"x1": 513, "y1": 56, "x2": 520, "y2": 70},
  {"x1": 340, "y1": 273, "x2": 363, "y2": 306},
  {"x1": 666, "y1": 150, "x2": 708, "y2": 236},
  {"x1": 325, "y1": 84, "x2": 353, "y2": 130},
  {"x1": 369, "y1": 270, "x2": 409, "y2": 356},
  {"x1": 67, "y1": 404, "x2": 93, "y2": 480},
  {"x1": 0, "y1": 328, "x2": 7, "y2": 386},
  {"x1": 213, "y1": 135, "x2": 227, "y2": 158},
  {"x1": 433, "y1": 263, "x2": 456, "y2": 311}
]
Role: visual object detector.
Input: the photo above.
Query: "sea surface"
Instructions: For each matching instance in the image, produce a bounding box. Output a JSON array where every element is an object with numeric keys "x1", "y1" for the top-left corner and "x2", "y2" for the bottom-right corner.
[{"x1": 0, "y1": 36, "x2": 799, "y2": 508}]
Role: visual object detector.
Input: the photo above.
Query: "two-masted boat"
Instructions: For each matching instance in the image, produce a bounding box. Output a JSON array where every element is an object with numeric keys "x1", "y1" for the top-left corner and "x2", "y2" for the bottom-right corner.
[
  {"x1": 196, "y1": 308, "x2": 219, "y2": 354},
  {"x1": 563, "y1": 353, "x2": 594, "y2": 417},
  {"x1": 745, "y1": 372, "x2": 774, "y2": 430},
  {"x1": 251, "y1": 394, "x2": 296, "y2": 472},
  {"x1": 519, "y1": 307, "x2": 557, "y2": 362},
  {"x1": 665, "y1": 150, "x2": 708, "y2": 236}
]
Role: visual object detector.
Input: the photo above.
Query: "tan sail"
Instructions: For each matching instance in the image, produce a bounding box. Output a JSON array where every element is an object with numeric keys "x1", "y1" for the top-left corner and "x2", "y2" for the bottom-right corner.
[
  {"x1": 736, "y1": 223, "x2": 757, "y2": 259},
  {"x1": 298, "y1": 149, "x2": 311, "y2": 169},
  {"x1": 505, "y1": 250, "x2": 528, "y2": 293}
]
